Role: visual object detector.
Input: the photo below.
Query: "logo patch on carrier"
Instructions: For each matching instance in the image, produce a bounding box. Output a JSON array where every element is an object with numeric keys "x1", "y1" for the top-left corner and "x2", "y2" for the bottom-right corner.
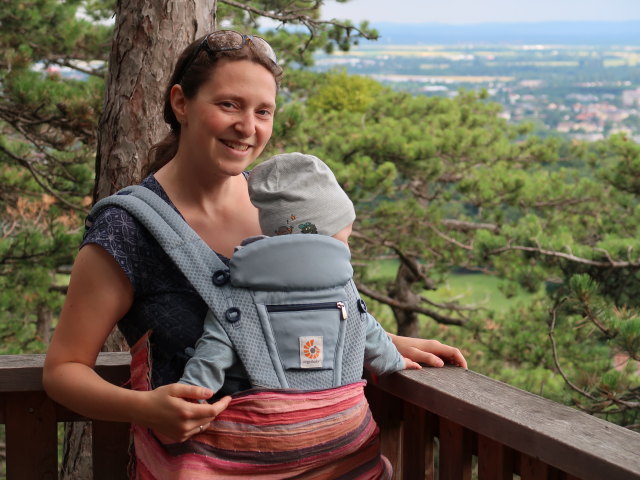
[{"x1": 300, "y1": 336, "x2": 323, "y2": 368}]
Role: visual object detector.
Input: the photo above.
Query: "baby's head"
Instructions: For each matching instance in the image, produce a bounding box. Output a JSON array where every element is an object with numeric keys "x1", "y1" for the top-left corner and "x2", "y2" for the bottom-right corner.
[{"x1": 249, "y1": 153, "x2": 355, "y2": 246}]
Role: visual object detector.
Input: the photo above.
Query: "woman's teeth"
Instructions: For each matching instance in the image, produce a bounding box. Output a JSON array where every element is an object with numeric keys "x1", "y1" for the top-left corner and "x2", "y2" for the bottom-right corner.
[{"x1": 222, "y1": 140, "x2": 249, "y2": 151}]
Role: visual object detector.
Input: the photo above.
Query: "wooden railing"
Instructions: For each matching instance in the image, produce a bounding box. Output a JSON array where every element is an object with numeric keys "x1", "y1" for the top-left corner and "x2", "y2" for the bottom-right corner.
[
  {"x1": 0, "y1": 353, "x2": 131, "y2": 480},
  {"x1": 366, "y1": 368, "x2": 640, "y2": 480},
  {"x1": 1, "y1": 354, "x2": 639, "y2": 479}
]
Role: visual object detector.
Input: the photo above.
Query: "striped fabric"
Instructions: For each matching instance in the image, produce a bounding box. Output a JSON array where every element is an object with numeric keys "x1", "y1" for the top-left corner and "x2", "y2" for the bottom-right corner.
[{"x1": 129, "y1": 333, "x2": 392, "y2": 479}]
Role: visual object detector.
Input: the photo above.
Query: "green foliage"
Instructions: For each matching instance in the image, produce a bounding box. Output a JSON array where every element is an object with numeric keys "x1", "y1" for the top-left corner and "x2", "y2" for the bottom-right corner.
[
  {"x1": 306, "y1": 71, "x2": 383, "y2": 113},
  {"x1": 215, "y1": 1, "x2": 377, "y2": 66},
  {"x1": 265, "y1": 68, "x2": 640, "y2": 428},
  {"x1": 0, "y1": 0, "x2": 110, "y2": 354},
  {"x1": 0, "y1": 0, "x2": 112, "y2": 69}
]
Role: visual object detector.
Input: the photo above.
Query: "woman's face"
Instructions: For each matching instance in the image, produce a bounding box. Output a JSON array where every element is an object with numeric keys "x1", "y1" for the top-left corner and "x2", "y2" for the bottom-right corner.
[{"x1": 175, "y1": 59, "x2": 277, "y2": 177}]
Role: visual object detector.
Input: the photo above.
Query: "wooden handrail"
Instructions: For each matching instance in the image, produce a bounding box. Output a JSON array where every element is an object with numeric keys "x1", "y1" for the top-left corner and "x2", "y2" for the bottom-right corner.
[{"x1": 1, "y1": 354, "x2": 639, "y2": 480}]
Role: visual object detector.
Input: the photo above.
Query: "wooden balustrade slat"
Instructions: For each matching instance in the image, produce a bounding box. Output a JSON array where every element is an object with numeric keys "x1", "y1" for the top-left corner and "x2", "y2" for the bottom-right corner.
[
  {"x1": 439, "y1": 417, "x2": 472, "y2": 480},
  {"x1": 4, "y1": 392, "x2": 58, "y2": 480},
  {"x1": 92, "y1": 420, "x2": 131, "y2": 480},
  {"x1": 402, "y1": 403, "x2": 430, "y2": 480},
  {"x1": 365, "y1": 382, "x2": 404, "y2": 479},
  {"x1": 477, "y1": 434, "x2": 513, "y2": 480},
  {"x1": 518, "y1": 452, "x2": 575, "y2": 480}
]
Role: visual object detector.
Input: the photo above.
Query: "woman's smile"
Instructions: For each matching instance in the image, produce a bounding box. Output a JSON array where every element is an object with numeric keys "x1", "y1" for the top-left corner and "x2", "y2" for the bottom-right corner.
[{"x1": 220, "y1": 139, "x2": 252, "y2": 152}]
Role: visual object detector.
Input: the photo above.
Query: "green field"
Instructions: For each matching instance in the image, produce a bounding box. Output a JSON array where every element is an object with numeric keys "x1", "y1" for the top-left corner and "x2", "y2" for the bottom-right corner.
[
  {"x1": 360, "y1": 259, "x2": 536, "y2": 331},
  {"x1": 428, "y1": 273, "x2": 535, "y2": 312}
]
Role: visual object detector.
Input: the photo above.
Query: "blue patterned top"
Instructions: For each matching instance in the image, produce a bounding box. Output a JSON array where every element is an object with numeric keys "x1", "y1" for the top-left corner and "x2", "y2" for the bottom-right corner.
[{"x1": 83, "y1": 175, "x2": 228, "y2": 388}]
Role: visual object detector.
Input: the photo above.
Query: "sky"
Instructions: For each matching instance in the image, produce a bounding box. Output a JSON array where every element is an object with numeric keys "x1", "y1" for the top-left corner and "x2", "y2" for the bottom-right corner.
[{"x1": 320, "y1": 0, "x2": 640, "y2": 24}]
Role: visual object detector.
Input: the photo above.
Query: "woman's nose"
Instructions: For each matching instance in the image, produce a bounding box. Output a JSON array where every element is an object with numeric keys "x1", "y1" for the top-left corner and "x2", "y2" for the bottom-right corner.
[{"x1": 234, "y1": 112, "x2": 255, "y2": 137}]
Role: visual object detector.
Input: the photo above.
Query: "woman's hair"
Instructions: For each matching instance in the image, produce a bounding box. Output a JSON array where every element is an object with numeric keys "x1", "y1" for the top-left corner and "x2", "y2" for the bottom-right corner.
[{"x1": 145, "y1": 34, "x2": 284, "y2": 176}]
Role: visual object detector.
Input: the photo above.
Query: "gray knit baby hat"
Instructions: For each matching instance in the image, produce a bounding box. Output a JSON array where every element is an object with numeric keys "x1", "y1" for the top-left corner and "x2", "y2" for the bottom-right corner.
[{"x1": 249, "y1": 152, "x2": 356, "y2": 237}]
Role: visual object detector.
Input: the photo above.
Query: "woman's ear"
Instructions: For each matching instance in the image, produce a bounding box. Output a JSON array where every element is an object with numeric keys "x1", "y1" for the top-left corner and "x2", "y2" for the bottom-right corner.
[{"x1": 170, "y1": 84, "x2": 188, "y2": 126}]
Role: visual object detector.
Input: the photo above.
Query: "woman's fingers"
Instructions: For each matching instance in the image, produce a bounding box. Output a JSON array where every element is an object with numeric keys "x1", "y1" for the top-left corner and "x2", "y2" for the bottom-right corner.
[
  {"x1": 426, "y1": 341, "x2": 467, "y2": 369},
  {"x1": 167, "y1": 383, "x2": 214, "y2": 402},
  {"x1": 189, "y1": 395, "x2": 231, "y2": 438},
  {"x1": 403, "y1": 357, "x2": 423, "y2": 370},
  {"x1": 443, "y1": 346, "x2": 467, "y2": 369},
  {"x1": 191, "y1": 422, "x2": 209, "y2": 437},
  {"x1": 208, "y1": 395, "x2": 232, "y2": 417},
  {"x1": 391, "y1": 335, "x2": 468, "y2": 369}
]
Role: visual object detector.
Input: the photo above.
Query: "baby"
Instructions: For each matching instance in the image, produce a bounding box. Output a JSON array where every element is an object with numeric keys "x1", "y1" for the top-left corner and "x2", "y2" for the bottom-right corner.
[{"x1": 179, "y1": 152, "x2": 420, "y2": 396}]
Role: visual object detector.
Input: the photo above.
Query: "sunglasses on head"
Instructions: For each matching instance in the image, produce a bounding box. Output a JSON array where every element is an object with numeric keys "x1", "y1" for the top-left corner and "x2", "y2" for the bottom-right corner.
[{"x1": 175, "y1": 30, "x2": 278, "y2": 85}]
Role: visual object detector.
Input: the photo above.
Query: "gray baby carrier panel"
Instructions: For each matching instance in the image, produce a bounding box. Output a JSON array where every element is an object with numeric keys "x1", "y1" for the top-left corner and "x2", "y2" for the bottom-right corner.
[{"x1": 91, "y1": 186, "x2": 369, "y2": 390}]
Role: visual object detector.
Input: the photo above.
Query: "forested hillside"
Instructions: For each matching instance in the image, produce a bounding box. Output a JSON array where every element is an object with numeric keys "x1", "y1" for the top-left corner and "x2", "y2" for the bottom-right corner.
[{"x1": 1, "y1": 0, "x2": 638, "y2": 434}]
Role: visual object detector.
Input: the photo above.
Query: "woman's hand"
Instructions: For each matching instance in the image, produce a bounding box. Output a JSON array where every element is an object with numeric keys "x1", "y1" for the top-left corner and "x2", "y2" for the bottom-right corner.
[
  {"x1": 140, "y1": 383, "x2": 232, "y2": 443},
  {"x1": 389, "y1": 334, "x2": 468, "y2": 369}
]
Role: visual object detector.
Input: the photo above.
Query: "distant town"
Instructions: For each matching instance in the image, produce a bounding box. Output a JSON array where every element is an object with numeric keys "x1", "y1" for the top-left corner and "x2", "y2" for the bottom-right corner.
[{"x1": 313, "y1": 36, "x2": 640, "y2": 142}]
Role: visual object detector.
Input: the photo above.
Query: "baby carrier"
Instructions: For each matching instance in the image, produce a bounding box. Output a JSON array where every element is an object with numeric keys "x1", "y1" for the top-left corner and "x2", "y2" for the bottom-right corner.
[{"x1": 92, "y1": 186, "x2": 392, "y2": 479}]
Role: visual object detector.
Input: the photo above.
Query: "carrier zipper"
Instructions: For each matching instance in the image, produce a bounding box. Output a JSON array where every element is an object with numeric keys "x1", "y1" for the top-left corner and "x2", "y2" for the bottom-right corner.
[{"x1": 266, "y1": 301, "x2": 347, "y2": 320}]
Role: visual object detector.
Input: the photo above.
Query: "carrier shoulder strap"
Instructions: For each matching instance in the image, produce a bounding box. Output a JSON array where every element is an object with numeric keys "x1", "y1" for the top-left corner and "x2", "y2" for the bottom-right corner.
[
  {"x1": 92, "y1": 186, "x2": 231, "y2": 305},
  {"x1": 91, "y1": 186, "x2": 284, "y2": 388}
]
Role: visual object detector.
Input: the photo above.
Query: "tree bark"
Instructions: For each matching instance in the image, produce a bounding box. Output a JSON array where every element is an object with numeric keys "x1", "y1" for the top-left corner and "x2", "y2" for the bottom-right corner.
[
  {"x1": 60, "y1": 422, "x2": 93, "y2": 480},
  {"x1": 36, "y1": 304, "x2": 53, "y2": 345},
  {"x1": 389, "y1": 261, "x2": 422, "y2": 338},
  {"x1": 62, "y1": 2, "x2": 217, "y2": 478}
]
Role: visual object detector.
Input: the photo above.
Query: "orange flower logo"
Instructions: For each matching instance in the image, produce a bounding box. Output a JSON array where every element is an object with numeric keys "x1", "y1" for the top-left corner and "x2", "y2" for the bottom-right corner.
[{"x1": 303, "y1": 339, "x2": 321, "y2": 359}]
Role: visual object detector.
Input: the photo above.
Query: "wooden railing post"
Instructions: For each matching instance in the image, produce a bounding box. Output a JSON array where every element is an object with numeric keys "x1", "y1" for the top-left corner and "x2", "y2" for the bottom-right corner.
[
  {"x1": 518, "y1": 453, "x2": 568, "y2": 480},
  {"x1": 92, "y1": 420, "x2": 131, "y2": 479},
  {"x1": 4, "y1": 392, "x2": 58, "y2": 480},
  {"x1": 402, "y1": 404, "x2": 436, "y2": 480},
  {"x1": 439, "y1": 417, "x2": 472, "y2": 480},
  {"x1": 365, "y1": 381, "x2": 404, "y2": 478},
  {"x1": 478, "y1": 434, "x2": 512, "y2": 480}
]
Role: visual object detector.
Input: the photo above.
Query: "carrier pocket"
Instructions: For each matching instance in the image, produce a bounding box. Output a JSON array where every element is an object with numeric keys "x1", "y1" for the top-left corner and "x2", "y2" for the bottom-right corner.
[{"x1": 263, "y1": 301, "x2": 346, "y2": 371}]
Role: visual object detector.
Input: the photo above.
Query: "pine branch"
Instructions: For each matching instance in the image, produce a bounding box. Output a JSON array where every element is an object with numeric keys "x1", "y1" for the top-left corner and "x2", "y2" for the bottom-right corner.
[
  {"x1": 441, "y1": 219, "x2": 500, "y2": 233},
  {"x1": 529, "y1": 196, "x2": 600, "y2": 209},
  {"x1": 218, "y1": 0, "x2": 377, "y2": 40},
  {"x1": 548, "y1": 301, "x2": 598, "y2": 402},
  {"x1": 49, "y1": 59, "x2": 106, "y2": 79},
  {"x1": 419, "y1": 293, "x2": 485, "y2": 312},
  {"x1": 355, "y1": 282, "x2": 466, "y2": 326},
  {"x1": 0, "y1": 144, "x2": 88, "y2": 213},
  {"x1": 429, "y1": 224, "x2": 474, "y2": 251},
  {"x1": 490, "y1": 244, "x2": 640, "y2": 268}
]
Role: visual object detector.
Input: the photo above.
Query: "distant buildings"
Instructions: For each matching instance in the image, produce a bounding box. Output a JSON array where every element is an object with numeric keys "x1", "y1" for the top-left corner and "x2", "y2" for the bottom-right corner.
[{"x1": 622, "y1": 87, "x2": 640, "y2": 107}]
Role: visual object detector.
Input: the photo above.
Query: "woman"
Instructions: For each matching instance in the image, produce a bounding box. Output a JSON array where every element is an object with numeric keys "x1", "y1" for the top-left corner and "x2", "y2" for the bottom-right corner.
[{"x1": 44, "y1": 30, "x2": 466, "y2": 466}]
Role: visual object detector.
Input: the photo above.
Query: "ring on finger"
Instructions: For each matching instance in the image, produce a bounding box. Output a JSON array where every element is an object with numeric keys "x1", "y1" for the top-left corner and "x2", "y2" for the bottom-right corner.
[{"x1": 198, "y1": 425, "x2": 204, "y2": 433}]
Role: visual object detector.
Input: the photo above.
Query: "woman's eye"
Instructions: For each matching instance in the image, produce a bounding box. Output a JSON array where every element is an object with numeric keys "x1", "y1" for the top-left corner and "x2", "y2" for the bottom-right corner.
[
  {"x1": 257, "y1": 109, "x2": 272, "y2": 117},
  {"x1": 220, "y1": 101, "x2": 236, "y2": 109}
]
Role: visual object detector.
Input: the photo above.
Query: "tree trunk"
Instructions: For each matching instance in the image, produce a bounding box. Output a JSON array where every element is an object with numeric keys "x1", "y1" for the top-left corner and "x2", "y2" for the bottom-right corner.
[
  {"x1": 60, "y1": 422, "x2": 92, "y2": 480},
  {"x1": 62, "y1": 1, "x2": 217, "y2": 478},
  {"x1": 36, "y1": 303, "x2": 53, "y2": 345},
  {"x1": 93, "y1": 0, "x2": 217, "y2": 201},
  {"x1": 389, "y1": 261, "x2": 422, "y2": 338}
]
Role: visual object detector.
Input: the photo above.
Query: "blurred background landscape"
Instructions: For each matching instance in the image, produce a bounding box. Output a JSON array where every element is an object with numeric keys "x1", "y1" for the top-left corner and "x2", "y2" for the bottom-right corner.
[{"x1": 313, "y1": 21, "x2": 640, "y2": 142}]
